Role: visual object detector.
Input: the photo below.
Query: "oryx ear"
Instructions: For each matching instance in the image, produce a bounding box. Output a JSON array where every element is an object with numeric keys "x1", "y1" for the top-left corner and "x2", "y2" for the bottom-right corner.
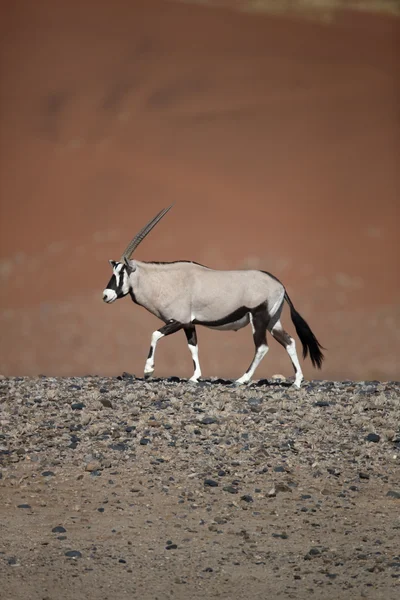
[
  {"x1": 123, "y1": 256, "x2": 136, "y2": 274},
  {"x1": 109, "y1": 259, "x2": 116, "y2": 267}
]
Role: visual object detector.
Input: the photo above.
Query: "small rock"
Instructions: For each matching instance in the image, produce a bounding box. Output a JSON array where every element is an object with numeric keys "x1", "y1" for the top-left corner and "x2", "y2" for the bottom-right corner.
[
  {"x1": 99, "y1": 398, "x2": 113, "y2": 409},
  {"x1": 140, "y1": 438, "x2": 151, "y2": 446},
  {"x1": 204, "y1": 479, "x2": 219, "y2": 487},
  {"x1": 71, "y1": 402, "x2": 85, "y2": 411},
  {"x1": 365, "y1": 433, "x2": 380, "y2": 443},
  {"x1": 85, "y1": 461, "x2": 102, "y2": 472},
  {"x1": 241, "y1": 495, "x2": 253, "y2": 503},
  {"x1": 166, "y1": 543, "x2": 178, "y2": 550},
  {"x1": 386, "y1": 490, "x2": 400, "y2": 499},
  {"x1": 201, "y1": 417, "x2": 219, "y2": 425},
  {"x1": 65, "y1": 550, "x2": 82, "y2": 559},
  {"x1": 81, "y1": 414, "x2": 91, "y2": 426},
  {"x1": 359, "y1": 472, "x2": 370, "y2": 480},
  {"x1": 52, "y1": 526, "x2": 66, "y2": 533},
  {"x1": 41, "y1": 471, "x2": 55, "y2": 477},
  {"x1": 223, "y1": 485, "x2": 239, "y2": 494},
  {"x1": 17, "y1": 504, "x2": 31, "y2": 509}
]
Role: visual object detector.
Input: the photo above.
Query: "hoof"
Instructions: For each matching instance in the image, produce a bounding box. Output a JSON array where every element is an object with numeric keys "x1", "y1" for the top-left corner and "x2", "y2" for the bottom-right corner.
[
  {"x1": 189, "y1": 377, "x2": 199, "y2": 383},
  {"x1": 144, "y1": 370, "x2": 154, "y2": 379}
]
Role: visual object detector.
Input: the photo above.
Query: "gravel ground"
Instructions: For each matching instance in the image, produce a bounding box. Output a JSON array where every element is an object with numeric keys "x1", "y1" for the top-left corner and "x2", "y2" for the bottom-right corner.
[{"x1": 0, "y1": 375, "x2": 399, "y2": 600}]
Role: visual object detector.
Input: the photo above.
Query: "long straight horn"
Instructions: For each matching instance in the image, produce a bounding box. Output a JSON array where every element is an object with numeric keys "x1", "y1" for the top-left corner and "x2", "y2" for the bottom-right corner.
[{"x1": 120, "y1": 205, "x2": 173, "y2": 262}]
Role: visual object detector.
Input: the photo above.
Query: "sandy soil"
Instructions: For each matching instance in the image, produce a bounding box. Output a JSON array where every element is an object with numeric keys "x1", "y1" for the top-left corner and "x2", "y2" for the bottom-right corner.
[
  {"x1": 1, "y1": 375, "x2": 399, "y2": 599},
  {"x1": 0, "y1": 0, "x2": 399, "y2": 382}
]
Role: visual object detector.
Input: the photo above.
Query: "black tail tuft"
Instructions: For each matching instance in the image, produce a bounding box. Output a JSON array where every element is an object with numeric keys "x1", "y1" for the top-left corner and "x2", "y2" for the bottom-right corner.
[{"x1": 284, "y1": 293, "x2": 325, "y2": 369}]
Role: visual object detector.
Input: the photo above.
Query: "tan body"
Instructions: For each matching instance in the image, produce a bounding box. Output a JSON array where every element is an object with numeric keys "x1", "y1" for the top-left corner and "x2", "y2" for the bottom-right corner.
[
  {"x1": 102, "y1": 206, "x2": 324, "y2": 385},
  {"x1": 131, "y1": 261, "x2": 285, "y2": 329}
]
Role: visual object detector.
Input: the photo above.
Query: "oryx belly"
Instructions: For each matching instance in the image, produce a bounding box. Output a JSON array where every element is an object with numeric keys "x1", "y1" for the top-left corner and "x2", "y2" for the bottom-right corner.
[{"x1": 205, "y1": 314, "x2": 250, "y2": 331}]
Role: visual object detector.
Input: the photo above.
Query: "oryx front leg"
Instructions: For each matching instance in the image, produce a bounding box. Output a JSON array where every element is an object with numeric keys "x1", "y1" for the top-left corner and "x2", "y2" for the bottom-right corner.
[
  {"x1": 236, "y1": 310, "x2": 269, "y2": 385},
  {"x1": 184, "y1": 326, "x2": 202, "y2": 383},
  {"x1": 144, "y1": 319, "x2": 183, "y2": 379},
  {"x1": 270, "y1": 320, "x2": 303, "y2": 388}
]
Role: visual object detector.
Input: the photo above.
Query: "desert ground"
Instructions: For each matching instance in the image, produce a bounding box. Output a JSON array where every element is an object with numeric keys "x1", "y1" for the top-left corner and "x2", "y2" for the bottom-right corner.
[
  {"x1": 0, "y1": 0, "x2": 399, "y2": 381},
  {"x1": 1, "y1": 375, "x2": 399, "y2": 599}
]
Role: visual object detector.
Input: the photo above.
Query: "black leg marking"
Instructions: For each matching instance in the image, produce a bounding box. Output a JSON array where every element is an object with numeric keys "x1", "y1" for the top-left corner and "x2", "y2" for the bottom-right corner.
[
  {"x1": 184, "y1": 325, "x2": 201, "y2": 381},
  {"x1": 144, "y1": 320, "x2": 184, "y2": 378},
  {"x1": 159, "y1": 319, "x2": 185, "y2": 337},
  {"x1": 237, "y1": 308, "x2": 269, "y2": 383},
  {"x1": 270, "y1": 326, "x2": 296, "y2": 372},
  {"x1": 270, "y1": 320, "x2": 304, "y2": 387},
  {"x1": 184, "y1": 325, "x2": 197, "y2": 347}
]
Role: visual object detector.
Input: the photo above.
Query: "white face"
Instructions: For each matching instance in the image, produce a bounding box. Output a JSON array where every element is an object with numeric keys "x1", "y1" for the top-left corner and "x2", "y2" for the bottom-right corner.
[{"x1": 102, "y1": 261, "x2": 130, "y2": 303}]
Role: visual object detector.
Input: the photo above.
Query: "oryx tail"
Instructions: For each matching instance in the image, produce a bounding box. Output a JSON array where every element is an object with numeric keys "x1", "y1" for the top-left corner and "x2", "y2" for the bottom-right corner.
[{"x1": 284, "y1": 292, "x2": 324, "y2": 369}]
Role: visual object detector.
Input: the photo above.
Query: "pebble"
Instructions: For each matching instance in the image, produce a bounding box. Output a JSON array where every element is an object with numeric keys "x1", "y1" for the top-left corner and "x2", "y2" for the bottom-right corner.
[
  {"x1": 65, "y1": 551, "x2": 82, "y2": 559},
  {"x1": 366, "y1": 433, "x2": 381, "y2": 443},
  {"x1": 52, "y1": 526, "x2": 67, "y2": 533},
  {"x1": 201, "y1": 417, "x2": 219, "y2": 425},
  {"x1": 204, "y1": 479, "x2": 219, "y2": 487},
  {"x1": 71, "y1": 402, "x2": 85, "y2": 411},
  {"x1": 17, "y1": 504, "x2": 31, "y2": 509},
  {"x1": 386, "y1": 490, "x2": 400, "y2": 499}
]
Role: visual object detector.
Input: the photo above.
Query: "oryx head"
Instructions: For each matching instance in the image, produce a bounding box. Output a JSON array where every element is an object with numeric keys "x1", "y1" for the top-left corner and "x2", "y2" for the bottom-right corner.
[{"x1": 102, "y1": 205, "x2": 172, "y2": 304}]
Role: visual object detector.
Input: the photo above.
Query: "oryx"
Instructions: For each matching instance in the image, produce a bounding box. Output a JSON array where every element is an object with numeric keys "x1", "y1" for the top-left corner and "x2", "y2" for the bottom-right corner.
[{"x1": 103, "y1": 206, "x2": 324, "y2": 386}]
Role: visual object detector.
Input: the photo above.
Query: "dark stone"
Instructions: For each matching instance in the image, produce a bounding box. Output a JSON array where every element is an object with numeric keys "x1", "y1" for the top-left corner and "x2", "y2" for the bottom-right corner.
[
  {"x1": 241, "y1": 495, "x2": 254, "y2": 503},
  {"x1": 119, "y1": 558, "x2": 127, "y2": 563},
  {"x1": 386, "y1": 490, "x2": 400, "y2": 499},
  {"x1": 7, "y1": 557, "x2": 18, "y2": 565},
  {"x1": 109, "y1": 442, "x2": 128, "y2": 451},
  {"x1": 41, "y1": 471, "x2": 55, "y2": 477},
  {"x1": 52, "y1": 526, "x2": 66, "y2": 533},
  {"x1": 99, "y1": 387, "x2": 108, "y2": 393},
  {"x1": 359, "y1": 472, "x2": 370, "y2": 480},
  {"x1": 140, "y1": 438, "x2": 151, "y2": 445},
  {"x1": 100, "y1": 398, "x2": 113, "y2": 409},
  {"x1": 313, "y1": 401, "x2": 332, "y2": 407},
  {"x1": 17, "y1": 504, "x2": 31, "y2": 509},
  {"x1": 201, "y1": 417, "x2": 219, "y2": 425},
  {"x1": 274, "y1": 466, "x2": 285, "y2": 473},
  {"x1": 223, "y1": 486, "x2": 239, "y2": 494},
  {"x1": 365, "y1": 433, "x2": 380, "y2": 443},
  {"x1": 65, "y1": 550, "x2": 82, "y2": 558},
  {"x1": 204, "y1": 479, "x2": 219, "y2": 487},
  {"x1": 71, "y1": 402, "x2": 85, "y2": 411},
  {"x1": 166, "y1": 543, "x2": 178, "y2": 550},
  {"x1": 97, "y1": 508, "x2": 105, "y2": 513}
]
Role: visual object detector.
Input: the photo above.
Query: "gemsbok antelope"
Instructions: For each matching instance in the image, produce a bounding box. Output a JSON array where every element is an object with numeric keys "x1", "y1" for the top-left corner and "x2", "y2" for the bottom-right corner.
[{"x1": 103, "y1": 206, "x2": 324, "y2": 387}]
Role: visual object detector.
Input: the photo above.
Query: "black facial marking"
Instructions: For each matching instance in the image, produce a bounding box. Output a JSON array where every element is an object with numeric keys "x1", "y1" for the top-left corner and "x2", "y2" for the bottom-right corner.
[
  {"x1": 105, "y1": 264, "x2": 130, "y2": 299},
  {"x1": 147, "y1": 346, "x2": 154, "y2": 359}
]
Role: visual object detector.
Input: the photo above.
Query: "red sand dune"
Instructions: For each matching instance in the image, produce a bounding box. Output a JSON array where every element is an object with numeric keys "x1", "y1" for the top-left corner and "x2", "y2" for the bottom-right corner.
[{"x1": 0, "y1": 0, "x2": 399, "y2": 380}]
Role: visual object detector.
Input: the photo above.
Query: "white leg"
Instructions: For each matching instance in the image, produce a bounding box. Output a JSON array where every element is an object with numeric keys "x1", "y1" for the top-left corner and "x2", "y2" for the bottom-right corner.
[
  {"x1": 188, "y1": 344, "x2": 202, "y2": 382},
  {"x1": 286, "y1": 338, "x2": 303, "y2": 388},
  {"x1": 236, "y1": 344, "x2": 269, "y2": 385},
  {"x1": 144, "y1": 330, "x2": 164, "y2": 378},
  {"x1": 271, "y1": 320, "x2": 303, "y2": 388}
]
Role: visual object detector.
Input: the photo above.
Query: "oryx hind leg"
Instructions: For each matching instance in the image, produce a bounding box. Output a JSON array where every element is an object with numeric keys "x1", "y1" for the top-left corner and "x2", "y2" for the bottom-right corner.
[
  {"x1": 236, "y1": 309, "x2": 269, "y2": 385},
  {"x1": 270, "y1": 319, "x2": 303, "y2": 388},
  {"x1": 184, "y1": 325, "x2": 202, "y2": 383},
  {"x1": 144, "y1": 319, "x2": 184, "y2": 378}
]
